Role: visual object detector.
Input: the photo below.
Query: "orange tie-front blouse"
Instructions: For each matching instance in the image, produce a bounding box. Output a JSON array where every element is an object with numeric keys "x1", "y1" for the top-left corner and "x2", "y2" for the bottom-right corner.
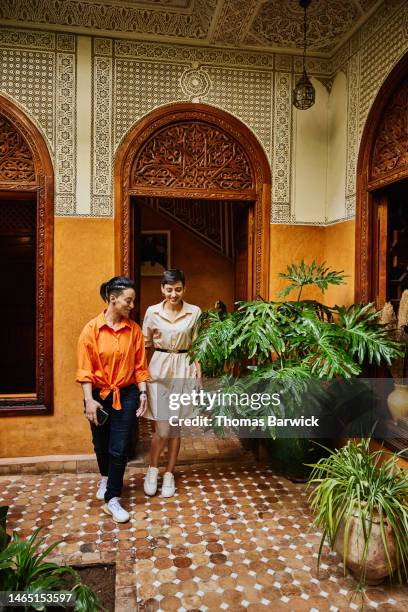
[{"x1": 76, "y1": 312, "x2": 150, "y2": 410}]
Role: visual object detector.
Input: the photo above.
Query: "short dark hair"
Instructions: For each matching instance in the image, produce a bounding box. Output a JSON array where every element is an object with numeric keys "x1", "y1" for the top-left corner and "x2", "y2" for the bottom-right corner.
[
  {"x1": 100, "y1": 276, "x2": 135, "y2": 302},
  {"x1": 161, "y1": 269, "x2": 185, "y2": 287}
]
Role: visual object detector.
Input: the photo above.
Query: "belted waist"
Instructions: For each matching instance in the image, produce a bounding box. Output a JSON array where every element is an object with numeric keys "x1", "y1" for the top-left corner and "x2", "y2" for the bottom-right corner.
[{"x1": 155, "y1": 348, "x2": 188, "y2": 354}]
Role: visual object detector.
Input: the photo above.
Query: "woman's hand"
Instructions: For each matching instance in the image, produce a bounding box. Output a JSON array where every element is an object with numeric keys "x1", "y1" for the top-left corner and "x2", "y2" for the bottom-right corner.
[
  {"x1": 136, "y1": 392, "x2": 148, "y2": 417},
  {"x1": 84, "y1": 397, "x2": 102, "y2": 426}
]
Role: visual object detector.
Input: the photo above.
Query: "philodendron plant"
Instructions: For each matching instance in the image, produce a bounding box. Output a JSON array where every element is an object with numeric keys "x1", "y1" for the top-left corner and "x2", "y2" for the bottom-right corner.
[{"x1": 189, "y1": 261, "x2": 402, "y2": 437}]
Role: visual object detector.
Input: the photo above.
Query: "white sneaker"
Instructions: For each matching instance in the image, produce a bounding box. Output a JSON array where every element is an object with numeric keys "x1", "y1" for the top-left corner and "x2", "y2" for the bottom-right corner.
[
  {"x1": 161, "y1": 472, "x2": 175, "y2": 498},
  {"x1": 103, "y1": 497, "x2": 130, "y2": 523},
  {"x1": 144, "y1": 466, "x2": 159, "y2": 496},
  {"x1": 96, "y1": 476, "x2": 108, "y2": 501}
]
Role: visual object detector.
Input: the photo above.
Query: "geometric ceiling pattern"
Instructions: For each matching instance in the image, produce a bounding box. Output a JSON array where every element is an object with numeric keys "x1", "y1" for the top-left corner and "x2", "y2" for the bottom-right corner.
[{"x1": 0, "y1": 0, "x2": 385, "y2": 57}]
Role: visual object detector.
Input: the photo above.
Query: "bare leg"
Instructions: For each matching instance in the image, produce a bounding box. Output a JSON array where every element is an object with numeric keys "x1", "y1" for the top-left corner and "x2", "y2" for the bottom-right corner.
[
  {"x1": 166, "y1": 436, "x2": 181, "y2": 473},
  {"x1": 149, "y1": 427, "x2": 168, "y2": 468}
]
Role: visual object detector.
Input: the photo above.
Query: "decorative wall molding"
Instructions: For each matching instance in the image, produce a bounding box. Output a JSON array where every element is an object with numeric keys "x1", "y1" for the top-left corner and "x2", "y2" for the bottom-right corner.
[
  {"x1": 0, "y1": 0, "x2": 381, "y2": 56},
  {"x1": 92, "y1": 52, "x2": 113, "y2": 216},
  {"x1": 345, "y1": 52, "x2": 360, "y2": 218},
  {"x1": 55, "y1": 52, "x2": 76, "y2": 215},
  {"x1": 0, "y1": 28, "x2": 55, "y2": 50},
  {"x1": 271, "y1": 72, "x2": 292, "y2": 223},
  {"x1": 113, "y1": 39, "x2": 276, "y2": 69},
  {"x1": 0, "y1": 0, "x2": 217, "y2": 40}
]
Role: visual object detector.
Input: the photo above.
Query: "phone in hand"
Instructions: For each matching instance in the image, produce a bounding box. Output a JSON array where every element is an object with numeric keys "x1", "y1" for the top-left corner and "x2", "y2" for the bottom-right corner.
[{"x1": 96, "y1": 406, "x2": 109, "y2": 426}]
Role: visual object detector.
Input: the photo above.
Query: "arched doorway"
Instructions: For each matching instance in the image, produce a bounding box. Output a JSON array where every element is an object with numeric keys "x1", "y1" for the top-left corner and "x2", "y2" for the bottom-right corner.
[
  {"x1": 355, "y1": 52, "x2": 408, "y2": 456},
  {"x1": 0, "y1": 95, "x2": 54, "y2": 415},
  {"x1": 355, "y1": 52, "x2": 408, "y2": 305},
  {"x1": 114, "y1": 103, "x2": 271, "y2": 320}
]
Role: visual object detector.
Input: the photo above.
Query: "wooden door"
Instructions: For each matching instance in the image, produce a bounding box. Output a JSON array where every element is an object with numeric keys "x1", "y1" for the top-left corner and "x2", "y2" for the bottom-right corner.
[
  {"x1": 132, "y1": 198, "x2": 142, "y2": 324},
  {"x1": 234, "y1": 203, "x2": 254, "y2": 303},
  {"x1": 372, "y1": 182, "x2": 408, "y2": 309},
  {"x1": 372, "y1": 192, "x2": 389, "y2": 308}
]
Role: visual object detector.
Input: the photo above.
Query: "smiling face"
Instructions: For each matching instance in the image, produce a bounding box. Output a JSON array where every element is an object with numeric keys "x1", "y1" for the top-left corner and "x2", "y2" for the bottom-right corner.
[
  {"x1": 110, "y1": 288, "x2": 135, "y2": 318},
  {"x1": 161, "y1": 281, "x2": 185, "y2": 306}
]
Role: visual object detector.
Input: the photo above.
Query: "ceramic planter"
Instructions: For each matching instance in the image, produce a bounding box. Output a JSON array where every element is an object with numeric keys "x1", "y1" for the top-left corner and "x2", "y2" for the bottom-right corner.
[
  {"x1": 387, "y1": 383, "x2": 408, "y2": 424},
  {"x1": 334, "y1": 511, "x2": 398, "y2": 584}
]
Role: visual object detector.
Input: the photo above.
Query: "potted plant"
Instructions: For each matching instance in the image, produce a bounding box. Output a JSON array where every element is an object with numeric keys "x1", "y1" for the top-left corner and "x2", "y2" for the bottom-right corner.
[
  {"x1": 308, "y1": 439, "x2": 408, "y2": 585},
  {"x1": 380, "y1": 291, "x2": 408, "y2": 423},
  {"x1": 190, "y1": 261, "x2": 402, "y2": 479},
  {"x1": 0, "y1": 506, "x2": 101, "y2": 611}
]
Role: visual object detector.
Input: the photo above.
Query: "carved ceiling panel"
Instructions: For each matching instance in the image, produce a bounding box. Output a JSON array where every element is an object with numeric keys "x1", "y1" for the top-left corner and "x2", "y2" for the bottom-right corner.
[
  {"x1": 252, "y1": 0, "x2": 360, "y2": 54},
  {"x1": 0, "y1": 0, "x2": 385, "y2": 57},
  {"x1": 371, "y1": 77, "x2": 408, "y2": 181}
]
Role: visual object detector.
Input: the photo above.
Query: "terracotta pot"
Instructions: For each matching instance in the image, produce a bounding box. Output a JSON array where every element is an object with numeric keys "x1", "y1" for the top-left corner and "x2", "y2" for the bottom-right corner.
[
  {"x1": 387, "y1": 383, "x2": 408, "y2": 424},
  {"x1": 334, "y1": 511, "x2": 398, "y2": 584}
]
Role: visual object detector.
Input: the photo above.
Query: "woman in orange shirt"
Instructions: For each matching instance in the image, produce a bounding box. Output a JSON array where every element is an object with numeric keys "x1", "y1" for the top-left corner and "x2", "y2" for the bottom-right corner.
[{"x1": 77, "y1": 276, "x2": 150, "y2": 523}]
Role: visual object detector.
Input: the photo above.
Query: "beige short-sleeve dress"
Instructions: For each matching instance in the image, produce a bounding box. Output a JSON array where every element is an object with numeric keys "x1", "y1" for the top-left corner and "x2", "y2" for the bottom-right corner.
[{"x1": 142, "y1": 300, "x2": 202, "y2": 420}]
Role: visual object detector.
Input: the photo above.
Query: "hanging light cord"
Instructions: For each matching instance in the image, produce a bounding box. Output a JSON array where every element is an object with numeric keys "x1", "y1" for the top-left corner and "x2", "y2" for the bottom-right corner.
[{"x1": 302, "y1": 2, "x2": 307, "y2": 71}]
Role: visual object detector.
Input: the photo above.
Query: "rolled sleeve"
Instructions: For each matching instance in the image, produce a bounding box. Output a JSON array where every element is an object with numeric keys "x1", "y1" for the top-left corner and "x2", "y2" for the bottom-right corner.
[
  {"x1": 76, "y1": 329, "x2": 95, "y2": 384},
  {"x1": 142, "y1": 308, "x2": 154, "y2": 348}
]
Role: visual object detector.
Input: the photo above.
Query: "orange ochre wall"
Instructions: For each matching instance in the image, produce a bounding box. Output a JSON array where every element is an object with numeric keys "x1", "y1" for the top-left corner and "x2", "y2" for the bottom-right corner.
[
  {"x1": 1, "y1": 218, "x2": 356, "y2": 458},
  {"x1": 269, "y1": 220, "x2": 355, "y2": 306},
  {"x1": 1, "y1": 218, "x2": 115, "y2": 458}
]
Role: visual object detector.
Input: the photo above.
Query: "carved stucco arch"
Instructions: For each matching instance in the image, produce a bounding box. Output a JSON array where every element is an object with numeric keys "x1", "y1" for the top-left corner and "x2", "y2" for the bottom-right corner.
[
  {"x1": 355, "y1": 52, "x2": 408, "y2": 303},
  {"x1": 0, "y1": 94, "x2": 54, "y2": 414},
  {"x1": 115, "y1": 103, "x2": 271, "y2": 299}
]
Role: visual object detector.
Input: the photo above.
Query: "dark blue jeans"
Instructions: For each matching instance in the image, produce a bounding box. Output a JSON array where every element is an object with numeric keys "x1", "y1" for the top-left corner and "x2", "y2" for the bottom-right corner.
[{"x1": 90, "y1": 384, "x2": 138, "y2": 502}]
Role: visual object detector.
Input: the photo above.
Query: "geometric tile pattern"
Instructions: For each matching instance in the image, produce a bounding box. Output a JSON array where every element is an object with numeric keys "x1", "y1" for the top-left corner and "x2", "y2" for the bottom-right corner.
[
  {"x1": 2, "y1": 462, "x2": 408, "y2": 612},
  {"x1": 202, "y1": 66, "x2": 273, "y2": 156},
  {"x1": 0, "y1": 47, "x2": 55, "y2": 149},
  {"x1": 0, "y1": 27, "x2": 77, "y2": 216},
  {"x1": 114, "y1": 59, "x2": 185, "y2": 147}
]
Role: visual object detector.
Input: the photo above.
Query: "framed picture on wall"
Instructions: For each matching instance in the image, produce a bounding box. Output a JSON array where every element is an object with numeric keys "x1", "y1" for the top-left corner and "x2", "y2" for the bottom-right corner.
[{"x1": 141, "y1": 230, "x2": 171, "y2": 276}]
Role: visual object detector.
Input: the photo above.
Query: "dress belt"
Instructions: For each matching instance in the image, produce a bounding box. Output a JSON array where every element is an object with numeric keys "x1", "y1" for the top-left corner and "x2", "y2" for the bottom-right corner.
[{"x1": 155, "y1": 348, "x2": 188, "y2": 354}]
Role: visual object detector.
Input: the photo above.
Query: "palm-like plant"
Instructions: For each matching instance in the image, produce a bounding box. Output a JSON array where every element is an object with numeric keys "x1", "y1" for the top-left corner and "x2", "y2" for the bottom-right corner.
[
  {"x1": 0, "y1": 507, "x2": 102, "y2": 611},
  {"x1": 189, "y1": 260, "x2": 402, "y2": 434}
]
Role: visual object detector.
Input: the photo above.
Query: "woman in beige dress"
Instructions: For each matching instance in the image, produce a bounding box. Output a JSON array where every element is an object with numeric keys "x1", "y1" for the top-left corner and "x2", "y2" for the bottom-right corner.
[{"x1": 142, "y1": 269, "x2": 201, "y2": 497}]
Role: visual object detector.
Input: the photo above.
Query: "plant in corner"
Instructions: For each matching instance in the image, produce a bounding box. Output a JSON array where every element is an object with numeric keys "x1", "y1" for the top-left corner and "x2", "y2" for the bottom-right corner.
[
  {"x1": 189, "y1": 261, "x2": 402, "y2": 479},
  {"x1": 380, "y1": 291, "x2": 408, "y2": 423},
  {"x1": 308, "y1": 438, "x2": 408, "y2": 585},
  {"x1": 0, "y1": 505, "x2": 102, "y2": 611}
]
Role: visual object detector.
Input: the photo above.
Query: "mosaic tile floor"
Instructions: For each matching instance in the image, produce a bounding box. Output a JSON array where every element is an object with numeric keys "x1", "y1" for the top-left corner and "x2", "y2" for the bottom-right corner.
[
  {"x1": 1, "y1": 463, "x2": 408, "y2": 611},
  {"x1": 133, "y1": 422, "x2": 252, "y2": 468}
]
